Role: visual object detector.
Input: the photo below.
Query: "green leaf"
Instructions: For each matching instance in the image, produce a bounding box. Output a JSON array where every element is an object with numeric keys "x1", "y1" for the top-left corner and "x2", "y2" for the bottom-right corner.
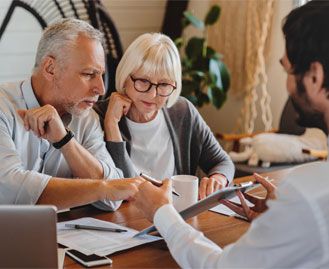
[
  {"x1": 206, "y1": 47, "x2": 223, "y2": 60},
  {"x1": 205, "y1": 5, "x2": 221, "y2": 26},
  {"x1": 182, "y1": 17, "x2": 191, "y2": 29},
  {"x1": 187, "y1": 70, "x2": 205, "y2": 78},
  {"x1": 181, "y1": 79, "x2": 199, "y2": 95},
  {"x1": 207, "y1": 71, "x2": 217, "y2": 86},
  {"x1": 196, "y1": 92, "x2": 210, "y2": 107},
  {"x1": 207, "y1": 86, "x2": 214, "y2": 103},
  {"x1": 185, "y1": 95, "x2": 198, "y2": 106},
  {"x1": 185, "y1": 37, "x2": 205, "y2": 59},
  {"x1": 190, "y1": 55, "x2": 210, "y2": 71},
  {"x1": 217, "y1": 61, "x2": 230, "y2": 92},
  {"x1": 175, "y1": 37, "x2": 183, "y2": 49},
  {"x1": 184, "y1": 11, "x2": 205, "y2": 29},
  {"x1": 206, "y1": 47, "x2": 216, "y2": 58},
  {"x1": 208, "y1": 86, "x2": 227, "y2": 109},
  {"x1": 209, "y1": 58, "x2": 230, "y2": 92}
]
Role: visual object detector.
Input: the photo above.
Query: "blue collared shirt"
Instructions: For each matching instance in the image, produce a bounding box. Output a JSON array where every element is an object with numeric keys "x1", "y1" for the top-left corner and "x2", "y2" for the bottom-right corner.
[{"x1": 0, "y1": 78, "x2": 123, "y2": 210}]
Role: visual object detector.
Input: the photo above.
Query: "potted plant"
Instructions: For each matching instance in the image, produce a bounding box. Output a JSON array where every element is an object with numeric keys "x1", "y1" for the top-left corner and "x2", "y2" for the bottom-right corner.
[{"x1": 175, "y1": 5, "x2": 230, "y2": 109}]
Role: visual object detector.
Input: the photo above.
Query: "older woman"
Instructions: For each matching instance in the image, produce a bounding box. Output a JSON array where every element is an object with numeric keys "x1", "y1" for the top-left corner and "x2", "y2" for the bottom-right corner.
[{"x1": 95, "y1": 33, "x2": 234, "y2": 199}]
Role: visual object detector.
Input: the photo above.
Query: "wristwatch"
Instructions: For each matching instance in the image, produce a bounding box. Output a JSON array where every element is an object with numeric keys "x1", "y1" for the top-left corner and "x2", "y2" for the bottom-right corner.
[{"x1": 52, "y1": 128, "x2": 74, "y2": 149}]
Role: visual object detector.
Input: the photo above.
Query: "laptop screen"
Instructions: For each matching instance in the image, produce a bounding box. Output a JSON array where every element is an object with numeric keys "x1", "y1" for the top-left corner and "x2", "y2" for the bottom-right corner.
[{"x1": 0, "y1": 205, "x2": 58, "y2": 268}]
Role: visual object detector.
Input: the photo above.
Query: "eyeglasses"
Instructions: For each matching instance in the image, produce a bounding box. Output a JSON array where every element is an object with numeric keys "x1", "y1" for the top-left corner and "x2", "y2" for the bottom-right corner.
[{"x1": 130, "y1": 75, "x2": 176, "y2": 97}]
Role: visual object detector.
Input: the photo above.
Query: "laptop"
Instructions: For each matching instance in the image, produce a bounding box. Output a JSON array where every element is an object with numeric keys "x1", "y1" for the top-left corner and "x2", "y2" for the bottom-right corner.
[{"x1": 0, "y1": 205, "x2": 58, "y2": 268}]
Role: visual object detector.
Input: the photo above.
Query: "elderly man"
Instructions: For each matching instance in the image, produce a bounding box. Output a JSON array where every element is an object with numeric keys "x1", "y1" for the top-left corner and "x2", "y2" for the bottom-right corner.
[
  {"x1": 0, "y1": 18, "x2": 141, "y2": 210},
  {"x1": 133, "y1": 1, "x2": 329, "y2": 268}
]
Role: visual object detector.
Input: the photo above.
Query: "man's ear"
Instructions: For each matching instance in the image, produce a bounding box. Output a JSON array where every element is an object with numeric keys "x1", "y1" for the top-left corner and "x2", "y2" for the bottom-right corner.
[
  {"x1": 307, "y1": 61, "x2": 325, "y2": 94},
  {"x1": 41, "y1": 56, "x2": 56, "y2": 80}
]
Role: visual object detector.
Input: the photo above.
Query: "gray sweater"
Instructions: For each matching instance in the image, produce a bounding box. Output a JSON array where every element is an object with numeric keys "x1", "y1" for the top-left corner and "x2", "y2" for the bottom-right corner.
[{"x1": 95, "y1": 97, "x2": 235, "y2": 182}]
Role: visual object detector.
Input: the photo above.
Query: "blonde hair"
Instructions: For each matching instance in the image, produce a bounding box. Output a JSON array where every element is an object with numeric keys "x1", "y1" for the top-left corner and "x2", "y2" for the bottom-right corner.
[{"x1": 115, "y1": 33, "x2": 181, "y2": 107}]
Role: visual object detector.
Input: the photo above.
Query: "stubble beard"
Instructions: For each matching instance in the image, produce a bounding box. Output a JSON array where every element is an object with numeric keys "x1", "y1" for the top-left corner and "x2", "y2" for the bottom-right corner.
[
  {"x1": 290, "y1": 78, "x2": 327, "y2": 134},
  {"x1": 53, "y1": 78, "x2": 90, "y2": 118},
  {"x1": 63, "y1": 101, "x2": 90, "y2": 118}
]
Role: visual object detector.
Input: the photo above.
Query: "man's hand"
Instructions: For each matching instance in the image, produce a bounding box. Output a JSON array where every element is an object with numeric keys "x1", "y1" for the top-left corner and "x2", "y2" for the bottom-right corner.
[
  {"x1": 104, "y1": 177, "x2": 144, "y2": 201},
  {"x1": 17, "y1": 105, "x2": 66, "y2": 143},
  {"x1": 220, "y1": 173, "x2": 277, "y2": 222},
  {"x1": 199, "y1": 173, "x2": 228, "y2": 200},
  {"x1": 132, "y1": 179, "x2": 172, "y2": 222},
  {"x1": 104, "y1": 92, "x2": 132, "y2": 142}
]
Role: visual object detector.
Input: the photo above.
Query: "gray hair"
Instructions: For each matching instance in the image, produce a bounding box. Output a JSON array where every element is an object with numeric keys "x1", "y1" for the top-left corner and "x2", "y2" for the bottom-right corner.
[
  {"x1": 116, "y1": 33, "x2": 182, "y2": 107},
  {"x1": 34, "y1": 18, "x2": 104, "y2": 71}
]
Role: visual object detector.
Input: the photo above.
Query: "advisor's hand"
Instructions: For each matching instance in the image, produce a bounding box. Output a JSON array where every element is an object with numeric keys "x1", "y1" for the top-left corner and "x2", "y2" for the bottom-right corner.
[
  {"x1": 220, "y1": 173, "x2": 277, "y2": 221},
  {"x1": 17, "y1": 105, "x2": 66, "y2": 143},
  {"x1": 133, "y1": 178, "x2": 172, "y2": 222}
]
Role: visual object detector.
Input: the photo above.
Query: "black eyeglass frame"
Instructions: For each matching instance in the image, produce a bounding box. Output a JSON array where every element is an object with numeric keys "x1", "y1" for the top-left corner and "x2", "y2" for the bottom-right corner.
[{"x1": 130, "y1": 75, "x2": 176, "y2": 97}]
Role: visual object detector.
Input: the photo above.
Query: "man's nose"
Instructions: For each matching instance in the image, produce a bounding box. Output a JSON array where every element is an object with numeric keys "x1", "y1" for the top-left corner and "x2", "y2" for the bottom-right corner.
[{"x1": 93, "y1": 75, "x2": 105, "y2": 96}]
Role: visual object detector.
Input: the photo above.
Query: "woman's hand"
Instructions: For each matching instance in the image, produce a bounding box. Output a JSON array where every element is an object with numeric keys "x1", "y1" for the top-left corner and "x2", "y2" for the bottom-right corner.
[
  {"x1": 199, "y1": 173, "x2": 228, "y2": 200},
  {"x1": 104, "y1": 92, "x2": 132, "y2": 142}
]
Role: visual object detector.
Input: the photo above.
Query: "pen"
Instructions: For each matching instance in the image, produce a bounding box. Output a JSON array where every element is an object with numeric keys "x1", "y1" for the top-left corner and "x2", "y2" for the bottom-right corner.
[
  {"x1": 65, "y1": 223, "x2": 127, "y2": 233},
  {"x1": 139, "y1": 172, "x2": 181, "y2": 197}
]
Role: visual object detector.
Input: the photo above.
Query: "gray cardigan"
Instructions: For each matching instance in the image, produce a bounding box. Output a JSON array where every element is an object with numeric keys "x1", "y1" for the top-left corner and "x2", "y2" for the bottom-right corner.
[{"x1": 95, "y1": 97, "x2": 235, "y2": 182}]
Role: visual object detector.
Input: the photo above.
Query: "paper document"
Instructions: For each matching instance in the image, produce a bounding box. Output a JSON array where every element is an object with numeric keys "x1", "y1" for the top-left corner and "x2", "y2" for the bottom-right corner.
[
  {"x1": 57, "y1": 217, "x2": 161, "y2": 256},
  {"x1": 57, "y1": 248, "x2": 66, "y2": 269},
  {"x1": 210, "y1": 195, "x2": 254, "y2": 217}
]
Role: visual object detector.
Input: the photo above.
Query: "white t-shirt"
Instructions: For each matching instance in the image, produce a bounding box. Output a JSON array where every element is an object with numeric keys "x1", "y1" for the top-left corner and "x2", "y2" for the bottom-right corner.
[{"x1": 126, "y1": 110, "x2": 175, "y2": 180}]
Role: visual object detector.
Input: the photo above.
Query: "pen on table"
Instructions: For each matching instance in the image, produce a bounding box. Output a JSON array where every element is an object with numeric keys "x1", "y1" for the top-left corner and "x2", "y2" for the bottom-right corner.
[
  {"x1": 139, "y1": 172, "x2": 181, "y2": 197},
  {"x1": 65, "y1": 223, "x2": 127, "y2": 233}
]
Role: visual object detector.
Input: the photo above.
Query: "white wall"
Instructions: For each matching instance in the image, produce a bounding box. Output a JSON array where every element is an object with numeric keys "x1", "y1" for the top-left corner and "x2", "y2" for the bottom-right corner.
[
  {"x1": 0, "y1": 0, "x2": 42, "y2": 83},
  {"x1": 0, "y1": 0, "x2": 167, "y2": 83},
  {"x1": 102, "y1": 0, "x2": 167, "y2": 50}
]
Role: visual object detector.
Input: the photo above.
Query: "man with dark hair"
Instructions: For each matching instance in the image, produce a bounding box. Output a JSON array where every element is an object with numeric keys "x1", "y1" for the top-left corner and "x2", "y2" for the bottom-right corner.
[
  {"x1": 282, "y1": 0, "x2": 329, "y2": 133},
  {"x1": 132, "y1": 1, "x2": 329, "y2": 267}
]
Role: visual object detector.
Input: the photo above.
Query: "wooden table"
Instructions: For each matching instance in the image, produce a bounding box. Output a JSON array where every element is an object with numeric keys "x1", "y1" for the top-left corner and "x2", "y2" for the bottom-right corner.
[{"x1": 60, "y1": 168, "x2": 293, "y2": 268}]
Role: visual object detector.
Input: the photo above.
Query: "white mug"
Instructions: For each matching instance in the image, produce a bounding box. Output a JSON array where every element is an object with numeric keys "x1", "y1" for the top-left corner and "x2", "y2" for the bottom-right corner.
[{"x1": 171, "y1": 175, "x2": 199, "y2": 212}]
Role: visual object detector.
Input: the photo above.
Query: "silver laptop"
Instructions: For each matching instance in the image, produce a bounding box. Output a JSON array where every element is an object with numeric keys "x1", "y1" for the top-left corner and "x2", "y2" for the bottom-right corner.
[{"x1": 0, "y1": 205, "x2": 58, "y2": 268}]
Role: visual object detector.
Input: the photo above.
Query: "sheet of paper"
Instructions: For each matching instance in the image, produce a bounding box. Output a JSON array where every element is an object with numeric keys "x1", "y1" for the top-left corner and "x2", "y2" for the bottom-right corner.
[
  {"x1": 57, "y1": 248, "x2": 66, "y2": 269},
  {"x1": 57, "y1": 217, "x2": 161, "y2": 256},
  {"x1": 210, "y1": 195, "x2": 254, "y2": 218}
]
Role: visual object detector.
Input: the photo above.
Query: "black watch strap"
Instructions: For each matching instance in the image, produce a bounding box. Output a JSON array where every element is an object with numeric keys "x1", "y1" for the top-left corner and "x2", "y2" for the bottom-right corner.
[{"x1": 53, "y1": 128, "x2": 74, "y2": 149}]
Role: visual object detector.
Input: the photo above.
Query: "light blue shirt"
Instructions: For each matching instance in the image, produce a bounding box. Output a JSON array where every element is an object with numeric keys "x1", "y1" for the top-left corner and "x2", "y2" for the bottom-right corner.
[{"x1": 0, "y1": 78, "x2": 123, "y2": 210}]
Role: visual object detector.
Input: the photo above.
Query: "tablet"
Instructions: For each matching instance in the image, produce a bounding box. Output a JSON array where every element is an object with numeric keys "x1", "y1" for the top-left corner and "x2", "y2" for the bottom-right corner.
[{"x1": 134, "y1": 182, "x2": 257, "y2": 237}]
